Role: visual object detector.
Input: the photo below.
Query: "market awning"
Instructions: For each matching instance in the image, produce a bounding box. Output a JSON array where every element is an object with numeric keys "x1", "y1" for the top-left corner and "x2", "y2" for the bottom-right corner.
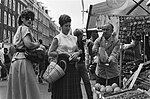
[{"x1": 86, "y1": 0, "x2": 149, "y2": 30}]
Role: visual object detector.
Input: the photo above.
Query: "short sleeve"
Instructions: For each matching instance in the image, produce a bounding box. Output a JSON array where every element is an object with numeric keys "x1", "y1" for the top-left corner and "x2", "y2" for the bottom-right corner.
[{"x1": 21, "y1": 25, "x2": 30, "y2": 39}]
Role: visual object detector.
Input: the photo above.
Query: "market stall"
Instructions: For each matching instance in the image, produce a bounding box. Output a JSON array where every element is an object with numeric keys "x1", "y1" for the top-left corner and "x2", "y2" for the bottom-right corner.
[{"x1": 93, "y1": 14, "x2": 150, "y2": 99}]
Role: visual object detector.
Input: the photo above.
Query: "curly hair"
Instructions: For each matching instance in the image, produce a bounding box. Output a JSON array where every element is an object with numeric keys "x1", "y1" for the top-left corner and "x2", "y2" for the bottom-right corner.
[
  {"x1": 59, "y1": 14, "x2": 71, "y2": 27},
  {"x1": 18, "y1": 8, "x2": 35, "y2": 26}
]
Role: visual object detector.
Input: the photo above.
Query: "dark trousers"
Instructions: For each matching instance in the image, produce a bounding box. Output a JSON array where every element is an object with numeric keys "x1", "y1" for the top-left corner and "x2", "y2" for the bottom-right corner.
[
  {"x1": 1, "y1": 65, "x2": 7, "y2": 78},
  {"x1": 77, "y1": 61, "x2": 93, "y2": 99},
  {"x1": 38, "y1": 62, "x2": 45, "y2": 78},
  {"x1": 96, "y1": 75, "x2": 119, "y2": 86}
]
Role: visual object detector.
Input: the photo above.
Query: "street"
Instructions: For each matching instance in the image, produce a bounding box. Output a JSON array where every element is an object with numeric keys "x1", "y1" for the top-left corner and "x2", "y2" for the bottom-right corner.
[{"x1": 0, "y1": 79, "x2": 96, "y2": 99}]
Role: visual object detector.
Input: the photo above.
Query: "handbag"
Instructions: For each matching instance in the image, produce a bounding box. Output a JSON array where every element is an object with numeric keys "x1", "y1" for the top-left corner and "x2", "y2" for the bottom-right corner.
[
  {"x1": 25, "y1": 49, "x2": 45, "y2": 64},
  {"x1": 43, "y1": 53, "x2": 67, "y2": 83},
  {"x1": 19, "y1": 26, "x2": 45, "y2": 64}
]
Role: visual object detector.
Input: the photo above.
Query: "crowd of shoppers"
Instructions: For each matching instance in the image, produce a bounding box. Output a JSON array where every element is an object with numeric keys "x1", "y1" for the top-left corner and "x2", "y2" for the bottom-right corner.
[{"x1": 0, "y1": 8, "x2": 131, "y2": 99}]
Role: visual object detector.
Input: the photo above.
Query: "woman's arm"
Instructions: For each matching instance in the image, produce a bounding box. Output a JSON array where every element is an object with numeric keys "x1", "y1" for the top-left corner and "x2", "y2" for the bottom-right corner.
[
  {"x1": 48, "y1": 38, "x2": 58, "y2": 57},
  {"x1": 23, "y1": 34, "x2": 39, "y2": 49},
  {"x1": 123, "y1": 40, "x2": 138, "y2": 50}
]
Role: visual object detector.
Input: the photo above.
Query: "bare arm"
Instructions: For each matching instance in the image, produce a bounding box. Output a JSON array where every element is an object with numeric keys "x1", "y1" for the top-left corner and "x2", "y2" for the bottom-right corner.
[
  {"x1": 123, "y1": 40, "x2": 138, "y2": 50},
  {"x1": 48, "y1": 38, "x2": 58, "y2": 57},
  {"x1": 23, "y1": 34, "x2": 40, "y2": 49}
]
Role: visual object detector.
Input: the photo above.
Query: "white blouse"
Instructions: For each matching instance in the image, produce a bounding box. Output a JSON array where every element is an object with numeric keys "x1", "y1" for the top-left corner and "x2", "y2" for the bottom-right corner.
[{"x1": 55, "y1": 32, "x2": 78, "y2": 54}]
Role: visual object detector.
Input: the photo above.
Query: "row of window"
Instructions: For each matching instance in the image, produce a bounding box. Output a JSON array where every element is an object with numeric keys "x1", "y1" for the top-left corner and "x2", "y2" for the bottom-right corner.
[
  {"x1": 4, "y1": 11, "x2": 15, "y2": 27},
  {"x1": 3, "y1": 29, "x2": 15, "y2": 43},
  {"x1": 4, "y1": 0, "x2": 16, "y2": 12},
  {"x1": 0, "y1": 0, "x2": 56, "y2": 45}
]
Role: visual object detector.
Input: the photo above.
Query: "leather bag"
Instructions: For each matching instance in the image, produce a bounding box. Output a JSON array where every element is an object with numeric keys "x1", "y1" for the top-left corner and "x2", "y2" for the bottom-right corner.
[{"x1": 25, "y1": 49, "x2": 45, "y2": 64}]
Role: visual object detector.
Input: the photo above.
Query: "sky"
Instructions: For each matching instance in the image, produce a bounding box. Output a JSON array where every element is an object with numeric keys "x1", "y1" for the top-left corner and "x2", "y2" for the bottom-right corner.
[{"x1": 37, "y1": 0, "x2": 106, "y2": 31}]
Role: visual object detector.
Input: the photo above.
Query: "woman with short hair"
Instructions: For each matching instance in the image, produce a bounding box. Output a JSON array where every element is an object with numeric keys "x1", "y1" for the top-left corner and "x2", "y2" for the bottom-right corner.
[
  {"x1": 6, "y1": 8, "x2": 41, "y2": 99},
  {"x1": 48, "y1": 14, "x2": 82, "y2": 99}
]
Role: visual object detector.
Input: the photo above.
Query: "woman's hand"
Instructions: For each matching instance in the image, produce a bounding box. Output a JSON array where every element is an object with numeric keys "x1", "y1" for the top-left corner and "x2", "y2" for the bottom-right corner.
[
  {"x1": 49, "y1": 51, "x2": 58, "y2": 58},
  {"x1": 69, "y1": 52, "x2": 80, "y2": 61},
  {"x1": 34, "y1": 42, "x2": 40, "y2": 48}
]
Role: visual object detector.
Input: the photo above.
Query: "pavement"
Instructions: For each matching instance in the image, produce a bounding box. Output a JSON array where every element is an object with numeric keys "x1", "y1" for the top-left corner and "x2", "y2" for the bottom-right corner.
[{"x1": 0, "y1": 79, "x2": 96, "y2": 99}]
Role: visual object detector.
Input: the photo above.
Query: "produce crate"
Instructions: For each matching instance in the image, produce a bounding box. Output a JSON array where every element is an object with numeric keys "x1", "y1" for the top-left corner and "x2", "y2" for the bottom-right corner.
[{"x1": 93, "y1": 87, "x2": 150, "y2": 99}]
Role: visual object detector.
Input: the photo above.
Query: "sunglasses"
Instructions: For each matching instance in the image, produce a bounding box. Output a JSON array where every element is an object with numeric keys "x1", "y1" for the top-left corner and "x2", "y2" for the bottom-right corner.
[{"x1": 25, "y1": 16, "x2": 34, "y2": 21}]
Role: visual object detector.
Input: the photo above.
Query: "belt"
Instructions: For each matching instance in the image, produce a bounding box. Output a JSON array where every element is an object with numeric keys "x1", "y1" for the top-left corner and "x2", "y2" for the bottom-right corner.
[{"x1": 15, "y1": 49, "x2": 25, "y2": 52}]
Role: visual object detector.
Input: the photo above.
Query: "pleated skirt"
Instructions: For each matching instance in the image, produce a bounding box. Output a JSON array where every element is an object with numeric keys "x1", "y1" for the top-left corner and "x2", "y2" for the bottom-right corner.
[
  {"x1": 6, "y1": 59, "x2": 42, "y2": 99},
  {"x1": 51, "y1": 54, "x2": 81, "y2": 99}
]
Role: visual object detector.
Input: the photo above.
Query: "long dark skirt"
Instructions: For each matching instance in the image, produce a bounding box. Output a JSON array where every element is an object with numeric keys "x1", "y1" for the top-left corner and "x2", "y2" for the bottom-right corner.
[{"x1": 51, "y1": 54, "x2": 81, "y2": 99}]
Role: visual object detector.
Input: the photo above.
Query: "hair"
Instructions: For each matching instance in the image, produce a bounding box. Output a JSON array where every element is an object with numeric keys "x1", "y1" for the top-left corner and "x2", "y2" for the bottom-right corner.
[
  {"x1": 39, "y1": 39, "x2": 43, "y2": 44},
  {"x1": 73, "y1": 28, "x2": 83, "y2": 37},
  {"x1": 4, "y1": 48, "x2": 8, "y2": 51},
  {"x1": 18, "y1": 8, "x2": 35, "y2": 26},
  {"x1": 59, "y1": 14, "x2": 71, "y2": 27}
]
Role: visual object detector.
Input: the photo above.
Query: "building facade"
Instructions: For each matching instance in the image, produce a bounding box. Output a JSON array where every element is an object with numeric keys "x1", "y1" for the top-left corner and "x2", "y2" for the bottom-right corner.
[{"x1": 0, "y1": 0, "x2": 59, "y2": 48}]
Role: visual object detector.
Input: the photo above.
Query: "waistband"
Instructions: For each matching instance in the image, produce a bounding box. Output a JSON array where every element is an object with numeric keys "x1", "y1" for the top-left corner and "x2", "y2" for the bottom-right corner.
[{"x1": 15, "y1": 49, "x2": 25, "y2": 52}]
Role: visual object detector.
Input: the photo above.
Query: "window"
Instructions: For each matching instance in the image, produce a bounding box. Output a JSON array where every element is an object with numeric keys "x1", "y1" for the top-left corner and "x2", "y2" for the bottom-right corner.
[
  {"x1": 21, "y1": 4, "x2": 23, "y2": 12},
  {"x1": 18, "y1": 2, "x2": 20, "y2": 13},
  {"x1": 12, "y1": 32, "x2": 15, "y2": 41},
  {"x1": 8, "y1": 14, "x2": 11, "y2": 26},
  {"x1": 8, "y1": 31, "x2": 11, "y2": 43},
  {"x1": 0, "y1": 0, "x2": 1, "y2": 3},
  {"x1": 3, "y1": 29, "x2": 7, "y2": 41},
  {"x1": 9, "y1": 0, "x2": 12, "y2": 9},
  {"x1": 0, "y1": 9, "x2": 1, "y2": 23},
  {"x1": 12, "y1": 15, "x2": 15, "y2": 27},
  {"x1": 13, "y1": 0, "x2": 15, "y2": 11},
  {"x1": 4, "y1": 0, "x2": 8, "y2": 6},
  {"x1": 4, "y1": 12, "x2": 7, "y2": 25}
]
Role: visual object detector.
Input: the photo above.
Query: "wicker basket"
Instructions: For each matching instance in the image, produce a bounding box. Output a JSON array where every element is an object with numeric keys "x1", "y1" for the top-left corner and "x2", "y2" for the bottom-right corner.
[{"x1": 43, "y1": 61, "x2": 66, "y2": 83}]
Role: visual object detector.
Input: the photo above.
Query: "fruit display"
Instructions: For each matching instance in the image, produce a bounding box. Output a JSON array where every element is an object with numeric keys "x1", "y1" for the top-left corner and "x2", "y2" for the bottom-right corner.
[
  {"x1": 93, "y1": 83, "x2": 150, "y2": 99},
  {"x1": 94, "y1": 83, "x2": 121, "y2": 94},
  {"x1": 119, "y1": 15, "x2": 150, "y2": 44},
  {"x1": 105, "y1": 89, "x2": 150, "y2": 99},
  {"x1": 135, "y1": 69, "x2": 150, "y2": 90}
]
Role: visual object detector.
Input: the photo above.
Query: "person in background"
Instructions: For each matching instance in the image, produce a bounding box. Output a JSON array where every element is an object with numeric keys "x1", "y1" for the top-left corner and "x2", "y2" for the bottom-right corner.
[
  {"x1": 6, "y1": 8, "x2": 42, "y2": 99},
  {"x1": 86, "y1": 32, "x2": 99, "y2": 80},
  {"x1": 48, "y1": 14, "x2": 82, "y2": 99},
  {"x1": 0, "y1": 47, "x2": 4, "y2": 80},
  {"x1": 2, "y1": 48, "x2": 11, "y2": 78},
  {"x1": 73, "y1": 28, "x2": 93, "y2": 99},
  {"x1": 92, "y1": 23, "x2": 120, "y2": 86},
  {"x1": 122, "y1": 32, "x2": 142, "y2": 75},
  {"x1": 123, "y1": 32, "x2": 142, "y2": 63},
  {"x1": 38, "y1": 39, "x2": 46, "y2": 83},
  {"x1": 8, "y1": 45, "x2": 15, "y2": 61}
]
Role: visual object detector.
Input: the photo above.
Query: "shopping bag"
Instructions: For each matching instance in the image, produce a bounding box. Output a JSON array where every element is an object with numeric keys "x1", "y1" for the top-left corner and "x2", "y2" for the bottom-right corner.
[
  {"x1": 98, "y1": 47, "x2": 108, "y2": 63},
  {"x1": 43, "y1": 60, "x2": 66, "y2": 83}
]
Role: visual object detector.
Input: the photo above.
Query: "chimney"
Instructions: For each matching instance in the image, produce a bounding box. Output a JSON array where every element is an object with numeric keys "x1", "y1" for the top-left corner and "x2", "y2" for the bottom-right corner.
[
  {"x1": 42, "y1": 6, "x2": 44, "y2": 10},
  {"x1": 45, "y1": 10, "x2": 48, "y2": 14}
]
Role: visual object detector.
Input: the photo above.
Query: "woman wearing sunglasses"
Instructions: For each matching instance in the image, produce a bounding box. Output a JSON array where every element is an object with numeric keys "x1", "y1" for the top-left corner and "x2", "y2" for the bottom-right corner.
[{"x1": 6, "y1": 8, "x2": 41, "y2": 99}]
